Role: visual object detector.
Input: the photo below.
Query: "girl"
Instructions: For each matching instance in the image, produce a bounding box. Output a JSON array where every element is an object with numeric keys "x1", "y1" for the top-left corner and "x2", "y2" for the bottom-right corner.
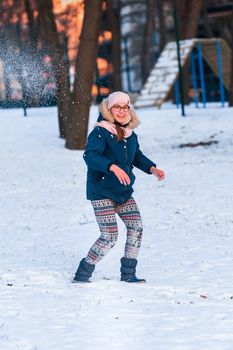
[{"x1": 73, "y1": 91, "x2": 165, "y2": 283}]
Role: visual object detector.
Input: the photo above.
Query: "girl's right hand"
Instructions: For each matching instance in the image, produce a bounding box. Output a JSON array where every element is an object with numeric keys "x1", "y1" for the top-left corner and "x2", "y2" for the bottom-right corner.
[{"x1": 109, "y1": 164, "x2": 130, "y2": 185}]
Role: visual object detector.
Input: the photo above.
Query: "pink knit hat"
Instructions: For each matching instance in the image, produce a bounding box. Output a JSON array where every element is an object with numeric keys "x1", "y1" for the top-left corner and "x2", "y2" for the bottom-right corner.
[{"x1": 107, "y1": 91, "x2": 130, "y2": 110}]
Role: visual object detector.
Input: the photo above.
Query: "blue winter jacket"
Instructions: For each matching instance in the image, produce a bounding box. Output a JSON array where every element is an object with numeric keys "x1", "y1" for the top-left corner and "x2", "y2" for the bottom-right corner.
[{"x1": 83, "y1": 100, "x2": 156, "y2": 204}]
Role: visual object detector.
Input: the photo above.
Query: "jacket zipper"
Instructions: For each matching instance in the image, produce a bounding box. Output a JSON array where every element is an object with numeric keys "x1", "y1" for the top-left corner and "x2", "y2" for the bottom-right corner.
[
  {"x1": 124, "y1": 139, "x2": 128, "y2": 161},
  {"x1": 124, "y1": 139, "x2": 128, "y2": 192}
]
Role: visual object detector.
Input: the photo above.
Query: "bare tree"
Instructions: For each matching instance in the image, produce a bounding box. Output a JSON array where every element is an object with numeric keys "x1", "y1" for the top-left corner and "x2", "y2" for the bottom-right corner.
[
  {"x1": 65, "y1": 0, "x2": 104, "y2": 150},
  {"x1": 180, "y1": 0, "x2": 203, "y2": 39},
  {"x1": 156, "y1": 0, "x2": 167, "y2": 53},
  {"x1": 141, "y1": 0, "x2": 155, "y2": 84},
  {"x1": 120, "y1": 1, "x2": 149, "y2": 89},
  {"x1": 106, "y1": 0, "x2": 122, "y2": 90},
  {"x1": 173, "y1": 0, "x2": 203, "y2": 104},
  {"x1": 120, "y1": 0, "x2": 167, "y2": 90},
  {"x1": 24, "y1": 0, "x2": 38, "y2": 46},
  {"x1": 202, "y1": 0, "x2": 215, "y2": 38},
  {"x1": 38, "y1": 0, "x2": 71, "y2": 138}
]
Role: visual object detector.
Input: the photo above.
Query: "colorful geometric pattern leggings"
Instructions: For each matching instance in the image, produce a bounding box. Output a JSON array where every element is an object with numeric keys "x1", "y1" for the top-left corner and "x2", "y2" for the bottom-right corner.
[{"x1": 85, "y1": 197, "x2": 143, "y2": 265}]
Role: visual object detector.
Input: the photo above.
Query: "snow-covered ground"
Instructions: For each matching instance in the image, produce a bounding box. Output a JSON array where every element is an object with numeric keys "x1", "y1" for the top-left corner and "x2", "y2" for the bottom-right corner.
[{"x1": 1, "y1": 104, "x2": 233, "y2": 350}]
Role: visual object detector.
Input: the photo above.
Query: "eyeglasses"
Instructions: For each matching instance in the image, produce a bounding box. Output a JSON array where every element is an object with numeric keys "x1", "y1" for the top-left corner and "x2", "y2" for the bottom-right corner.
[{"x1": 112, "y1": 105, "x2": 130, "y2": 112}]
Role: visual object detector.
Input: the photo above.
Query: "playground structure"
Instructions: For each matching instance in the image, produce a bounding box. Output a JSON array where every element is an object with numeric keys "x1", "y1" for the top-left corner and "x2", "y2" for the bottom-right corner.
[{"x1": 134, "y1": 38, "x2": 231, "y2": 109}]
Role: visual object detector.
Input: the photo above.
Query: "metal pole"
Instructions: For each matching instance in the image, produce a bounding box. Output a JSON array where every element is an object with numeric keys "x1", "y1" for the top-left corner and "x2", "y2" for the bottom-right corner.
[
  {"x1": 191, "y1": 50, "x2": 199, "y2": 108},
  {"x1": 197, "y1": 43, "x2": 206, "y2": 108},
  {"x1": 216, "y1": 41, "x2": 225, "y2": 107},
  {"x1": 23, "y1": 102, "x2": 27, "y2": 116},
  {"x1": 174, "y1": 80, "x2": 180, "y2": 108},
  {"x1": 172, "y1": 0, "x2": 185, "y2": 116}
]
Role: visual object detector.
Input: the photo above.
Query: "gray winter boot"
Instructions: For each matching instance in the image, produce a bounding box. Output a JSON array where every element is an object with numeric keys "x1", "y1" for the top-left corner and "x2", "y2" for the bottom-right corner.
[
  {"x1": 120, "y1": 257, "x2": 146, "y2": 283},
  {"x1": 73, "y1": 258, "x2": 95, "y2": 283}
]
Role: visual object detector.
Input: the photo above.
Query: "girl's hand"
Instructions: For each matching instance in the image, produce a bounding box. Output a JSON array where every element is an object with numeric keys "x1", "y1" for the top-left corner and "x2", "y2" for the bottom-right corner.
[
  {"x1": 150, "y1": 166, "x2": 165, "y2": 181},
  {"x1": 109, "y1": 164, "x2": 130, "y2": 185}
]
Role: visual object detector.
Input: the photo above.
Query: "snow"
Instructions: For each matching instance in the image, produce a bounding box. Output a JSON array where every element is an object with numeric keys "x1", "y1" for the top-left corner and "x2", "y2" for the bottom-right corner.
[{"x1": 1, "y1": 104, "x2": 233, "y2": 350}]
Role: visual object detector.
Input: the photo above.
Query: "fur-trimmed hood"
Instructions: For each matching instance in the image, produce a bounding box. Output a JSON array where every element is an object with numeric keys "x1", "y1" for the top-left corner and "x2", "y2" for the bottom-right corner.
[{"x1": 99, "y1": 99, "x2": 140, "y2": 129}]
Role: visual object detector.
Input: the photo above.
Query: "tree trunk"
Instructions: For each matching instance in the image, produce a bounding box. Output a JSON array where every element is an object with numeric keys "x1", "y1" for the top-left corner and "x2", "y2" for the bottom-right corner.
[
  {"x1": 203, "y1": 0, "x2": 215, "y2": 38},
  {"x1": 156, "y1": 0, "x2": 166, "y2": 53},
  {"x1": 176, "y1": 0, "x2": 203, "y2": 104},
  {"x1": 106, "y1": 0, "x2": 122, "y2": 91},
  {"x1": 65, "y1": 0, "x2": 103, "y2": 150},
  {"x1": 183, "y1": 0, "x2": 203, "y2": 39},
  {"x1": 176, "y1": 0, "x2": 186, "y2": 39},
  {"x1": 141, "y1": 0, "x2": 154, "y2": 84},
  {"x1": 24, "y1": 0, "x2": 37, "y2": 45},
  {"x1": 229, "y1": 8, "x2": 233, "y2": 106},
  {"x1": 176, "y1": 0, "x2": 202, "y2": 39},
  {"x1": 38, "y1": 0, "x2": 71, "y2": 138}
]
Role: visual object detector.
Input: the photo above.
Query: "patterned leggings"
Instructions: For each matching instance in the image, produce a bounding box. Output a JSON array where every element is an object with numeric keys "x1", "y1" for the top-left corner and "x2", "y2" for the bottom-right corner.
[{"x1": 85, "y1": 197, "x2": 143, "y2": 265}]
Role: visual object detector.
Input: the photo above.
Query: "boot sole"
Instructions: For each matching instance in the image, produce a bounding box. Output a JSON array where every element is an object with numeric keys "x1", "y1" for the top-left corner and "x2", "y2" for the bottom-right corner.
[
  {"x1": 121, "y1": 280, "x2": 147, "y2": 284},
  {"x1": 72, "y1": 279, "x2": 91, "y2": 284}
]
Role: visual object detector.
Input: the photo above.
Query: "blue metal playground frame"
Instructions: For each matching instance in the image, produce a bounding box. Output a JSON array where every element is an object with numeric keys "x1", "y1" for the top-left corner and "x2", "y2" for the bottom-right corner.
[{"x1": 174, "y1": 40, "x2": 226, "y2": 108}]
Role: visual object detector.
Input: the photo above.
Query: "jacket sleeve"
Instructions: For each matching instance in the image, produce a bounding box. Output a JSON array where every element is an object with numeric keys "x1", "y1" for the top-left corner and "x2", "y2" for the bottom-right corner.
[
  {"x1": 83, "y1": 128, "x2": 112, "y2": 173},
  {"x1": 132, "y1": 138, "x2": 156, "y2": 174}
]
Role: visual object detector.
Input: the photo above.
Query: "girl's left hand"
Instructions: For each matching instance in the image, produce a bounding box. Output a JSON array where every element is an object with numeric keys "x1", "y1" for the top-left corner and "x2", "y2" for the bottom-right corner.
[{"x1": 150, "y1": 166, "x2": 165, "y2": 181}]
